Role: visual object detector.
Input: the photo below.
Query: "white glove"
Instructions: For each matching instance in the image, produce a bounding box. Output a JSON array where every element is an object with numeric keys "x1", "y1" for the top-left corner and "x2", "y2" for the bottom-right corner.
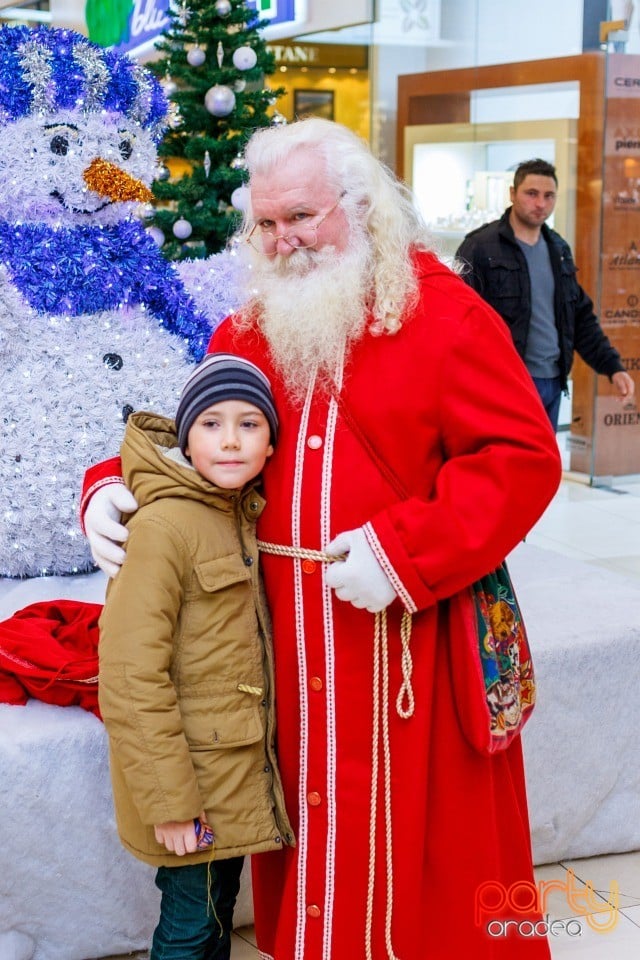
[
  {"x1": 84, "y1": 483, "x2": 138, "y2": 578},
  {"x1": 325, "y1": 527, "x2": 397, "y2": 613}
]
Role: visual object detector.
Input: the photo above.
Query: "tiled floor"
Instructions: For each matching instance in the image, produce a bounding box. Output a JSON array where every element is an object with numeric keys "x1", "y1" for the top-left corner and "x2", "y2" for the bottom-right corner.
[{"x1": 97, "y1": 432, "x2": 640, "y2": 960}]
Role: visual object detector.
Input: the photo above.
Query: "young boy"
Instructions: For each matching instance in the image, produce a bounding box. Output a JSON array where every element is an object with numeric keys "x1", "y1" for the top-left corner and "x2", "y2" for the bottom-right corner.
[{"x1": 98, "y1": 353, "x2": 293, "y2": 960}]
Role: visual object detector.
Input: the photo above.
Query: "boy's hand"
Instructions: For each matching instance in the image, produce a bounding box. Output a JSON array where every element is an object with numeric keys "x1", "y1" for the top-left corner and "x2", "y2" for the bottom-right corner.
[
  {"x1": 154, "y1": 819, "x2": 199, "y2": 856},
  {"x1": 154, "y1": 813, "x2": 213, "y2": 855}
]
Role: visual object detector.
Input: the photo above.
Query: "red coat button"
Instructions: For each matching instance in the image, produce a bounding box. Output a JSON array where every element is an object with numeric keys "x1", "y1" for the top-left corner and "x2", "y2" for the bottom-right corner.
[
  {"x1": 309, "y1": 676, "x2": 323, "y2": 692},
  {"x1": 307, "y1": 791, "x2": 322, "y2": 807},
  {"x1": 307, "y1": 904, "x2": 321, "y2": 918},
  {"x1": 302, "y1": 559, "x2": 316, "y2": 574}
]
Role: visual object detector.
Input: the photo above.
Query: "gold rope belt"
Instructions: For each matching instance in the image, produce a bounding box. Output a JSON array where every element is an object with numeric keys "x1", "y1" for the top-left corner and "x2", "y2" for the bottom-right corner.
[{"x1": 257, "y1": 539, "x2": 414, "y2": 959}]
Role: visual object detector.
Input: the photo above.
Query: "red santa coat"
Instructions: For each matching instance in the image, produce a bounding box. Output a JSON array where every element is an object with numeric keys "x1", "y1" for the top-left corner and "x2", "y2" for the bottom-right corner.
[
  {"x1": 211, "y1": 253, "x2": 561, "y2": 959},
  {"x1": 81, "y1": 252, "x2": 561, "y2": 958}
]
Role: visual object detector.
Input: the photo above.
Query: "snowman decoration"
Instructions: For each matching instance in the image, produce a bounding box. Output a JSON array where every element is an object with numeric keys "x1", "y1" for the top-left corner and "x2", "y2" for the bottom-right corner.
[{"x1": 0, "y1": 24, "x2": 243, "y2": 582}]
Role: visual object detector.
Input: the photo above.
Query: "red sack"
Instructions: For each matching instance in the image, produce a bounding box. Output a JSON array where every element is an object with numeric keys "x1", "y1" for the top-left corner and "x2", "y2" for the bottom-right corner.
[{"x1": 0, "y1": 599, "x2": 102, "y2": 717}]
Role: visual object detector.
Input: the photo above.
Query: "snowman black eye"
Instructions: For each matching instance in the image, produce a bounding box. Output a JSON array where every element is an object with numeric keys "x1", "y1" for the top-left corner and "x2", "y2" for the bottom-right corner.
[
  {"x1": 50, "y1": 134, "x2": 69, "y2": 156},
  {"x1": 119, "y1": 138, "x2": 133, "y2": 160}
]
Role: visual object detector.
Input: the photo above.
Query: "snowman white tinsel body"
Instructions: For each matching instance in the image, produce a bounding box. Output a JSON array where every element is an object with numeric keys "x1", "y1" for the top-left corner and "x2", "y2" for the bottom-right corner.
[{"x1": 0, "y1": 25, "x2": 244, "y2": 579}]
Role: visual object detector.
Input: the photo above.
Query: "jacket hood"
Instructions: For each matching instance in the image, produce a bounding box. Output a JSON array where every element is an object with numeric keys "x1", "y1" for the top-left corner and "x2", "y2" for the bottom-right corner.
[{"x1": 121, "y1": 410, "x2": 265, "y2": 519}]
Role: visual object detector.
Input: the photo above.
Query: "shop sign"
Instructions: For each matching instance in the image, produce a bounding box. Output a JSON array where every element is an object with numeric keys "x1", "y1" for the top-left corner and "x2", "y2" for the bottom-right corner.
[
  {"x1": 606, "y1": 125, "x2": 640, "y2": 155},
  {"x1": 248, "y1": 0, "x2": 298, "y2": 27},
  {"x1": 603, "y1": 295, "x2": 640, "y2": 323},
  {"x1": 602, "y1": 410, "x2": 640, "y2": 425},
  {"x1": 606, "y1": 53, "x2": 640, "y2": 98},
  {"x1": 269, "y1": 44, "x2": 321, "y2": 65},
  {"x1": 612, "y1": 191, "x2": 640, "y2": 210},
  {"x1": 607, "y1": 240, "x2": 640, "y2": 268},
  {"x1": 268, "y1": 42, "x2": 368, "y2": 69},
  {"x1": 86, "y1": 0, "x2": 170, "y2": 55}
]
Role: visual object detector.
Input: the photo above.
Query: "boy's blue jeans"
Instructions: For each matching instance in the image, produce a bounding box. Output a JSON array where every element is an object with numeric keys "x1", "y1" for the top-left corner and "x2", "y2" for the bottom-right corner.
[{"x1": 150, "y1": 856, "x2": 244, "y2": 960}]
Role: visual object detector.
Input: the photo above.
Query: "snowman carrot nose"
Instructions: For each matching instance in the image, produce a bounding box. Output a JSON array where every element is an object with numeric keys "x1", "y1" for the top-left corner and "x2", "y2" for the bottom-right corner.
[{"x1": 83, "y1": 158, "x2": 154, "y2": 203}]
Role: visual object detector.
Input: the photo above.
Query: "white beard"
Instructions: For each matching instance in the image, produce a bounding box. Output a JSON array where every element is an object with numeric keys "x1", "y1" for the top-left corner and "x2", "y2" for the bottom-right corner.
[{"x1": 243, "y1": 234, "x2": 373, "y2": 402}]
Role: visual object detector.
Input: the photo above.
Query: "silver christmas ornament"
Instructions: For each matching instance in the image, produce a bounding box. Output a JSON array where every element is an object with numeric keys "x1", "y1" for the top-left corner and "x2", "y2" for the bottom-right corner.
[
  {"x1": 232, "y1": 46, "x2": 257, "y2": 71},
  {"x1": 147, "y1": 226, "x2": 165, "y2": 246},
  {"x1": 234, "y1": 79, "x2": 246, "y2": 93},
  {"x1": 204, "y1": 85, "x2": 236, "y2": 117},
  {"x1": 214, "y1": 0, "x2": 232, "y2": 15},
  {"x1": 217, "y1": 41, "x2": 224, "y2": 69},
  {"x1": 231, "y1": 185, "x2": 250, "y2": 212},
  {"x1": 173, "y1": 218, "x2": 193, "y2": 240},
  {"x1": 203, "y1": 151, "x2": 211, "y2": 178},
  {"x1": 156, "y1": 163, "x2": 171, "y2": 181},
  {"x1": 271, "y1": 111, "x2": 287, "y2": 126},
  {"x1": 162, "y1": 75, "x2": 178, "y2": 96},
  {"x1": 187, "y1": 46, "x2": 206, "y2": 67}
]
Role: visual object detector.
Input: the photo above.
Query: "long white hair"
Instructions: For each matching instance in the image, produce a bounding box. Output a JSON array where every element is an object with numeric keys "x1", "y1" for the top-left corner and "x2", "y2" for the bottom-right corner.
[{"x1": 241, "y1": 118, "x2": 434, "y2": 335}]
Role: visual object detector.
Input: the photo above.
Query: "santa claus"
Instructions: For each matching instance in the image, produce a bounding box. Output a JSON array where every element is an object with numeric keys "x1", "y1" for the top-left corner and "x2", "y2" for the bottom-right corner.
[{"x1": 85, "y1": 117, "x2": 562, "y2": 959}]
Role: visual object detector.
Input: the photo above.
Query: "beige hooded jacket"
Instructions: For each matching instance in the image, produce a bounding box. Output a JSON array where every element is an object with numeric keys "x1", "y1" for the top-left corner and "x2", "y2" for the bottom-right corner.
[{"x1": 98, "y1": 411, "x2": 293, "y2": 868}]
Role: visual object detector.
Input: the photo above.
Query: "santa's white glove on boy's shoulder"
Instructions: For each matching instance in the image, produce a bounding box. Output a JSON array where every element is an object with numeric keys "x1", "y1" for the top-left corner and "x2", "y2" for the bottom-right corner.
[
  {"x1": 325, "y1": 527, "x2": 397, "y2": 613},
  {"x1": 84, "y1": 483, "x2": 138, "y2": 578}
]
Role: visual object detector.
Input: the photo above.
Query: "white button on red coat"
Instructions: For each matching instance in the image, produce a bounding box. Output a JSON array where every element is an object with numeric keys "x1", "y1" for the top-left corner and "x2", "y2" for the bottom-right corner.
[{"x1": 307, "y1": 435, "x2": 323, "y2": 449}]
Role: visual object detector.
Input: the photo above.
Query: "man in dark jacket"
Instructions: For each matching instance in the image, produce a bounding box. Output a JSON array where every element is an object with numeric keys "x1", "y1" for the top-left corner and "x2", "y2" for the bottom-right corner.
[{"x1": 455, "y1": 158, "x2": 634, "y2": 429}]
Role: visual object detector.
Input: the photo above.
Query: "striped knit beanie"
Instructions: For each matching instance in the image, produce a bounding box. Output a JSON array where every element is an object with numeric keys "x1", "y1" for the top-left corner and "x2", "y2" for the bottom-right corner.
[{"x1": 175, "y1": 353, "x2": 278, "y2": 455}]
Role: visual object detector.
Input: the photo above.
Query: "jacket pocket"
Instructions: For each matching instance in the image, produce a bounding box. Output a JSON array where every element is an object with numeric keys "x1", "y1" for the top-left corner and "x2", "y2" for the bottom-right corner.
[
  {"x1": 194, "y1": 554, "x2": 252, "y2": 592},
  {"x1": 486, "y1": 257, "x2": 522, "y2": 299},
  {"x1": 181, "y1": 691, "x2": 264, "y2": 749}
]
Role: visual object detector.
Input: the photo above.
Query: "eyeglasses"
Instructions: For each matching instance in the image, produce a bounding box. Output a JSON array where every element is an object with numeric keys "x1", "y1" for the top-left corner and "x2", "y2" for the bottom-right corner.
[{"x1": 246, "y1": 192, "x2": 345, "y2": 256}]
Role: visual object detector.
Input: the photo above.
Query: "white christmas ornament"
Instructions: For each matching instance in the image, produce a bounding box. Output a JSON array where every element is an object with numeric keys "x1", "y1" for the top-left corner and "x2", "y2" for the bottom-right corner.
[
  {"x1": 231, "y1": 185, "x2": 250, "y2": 212},
  {"x1": 147, "y1": 226, "x2": 165, "y2": 246},
  {"x1": 173, "y1": 218, "x2": 193, "y2": 239},
  {"x1": 187, "y1": 46, "x2": 206, "y2": 67},
  {"x1": 232, "y1": 46, "x2": 257, "y2": 71},
  {"x1": 215, "y1": 0, "x2": 232, "y2": 15},
  {"x1": 204, "y1": 84, "x2": 236, "y2": 116},
  {"x1": 162, "y1": 75, "x2": 178, "y2": 96}
]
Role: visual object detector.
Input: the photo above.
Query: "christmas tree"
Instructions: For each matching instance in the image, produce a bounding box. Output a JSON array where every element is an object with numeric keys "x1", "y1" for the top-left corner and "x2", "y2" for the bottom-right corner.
[{"x1": 147, "y1": 0, "x2": 284, "y2": 260}]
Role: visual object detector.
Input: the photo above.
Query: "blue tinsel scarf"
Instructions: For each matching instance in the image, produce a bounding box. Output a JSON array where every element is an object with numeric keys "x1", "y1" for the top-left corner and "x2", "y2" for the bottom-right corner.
[{"x1": 0, "y1": 219, "x2": 211, "y2": 361}]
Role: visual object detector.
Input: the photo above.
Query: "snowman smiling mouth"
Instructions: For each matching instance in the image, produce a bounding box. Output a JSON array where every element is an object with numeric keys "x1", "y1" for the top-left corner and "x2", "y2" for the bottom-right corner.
[{"x1": 50, "y1": 189, "x2": 111, "y2": 215}]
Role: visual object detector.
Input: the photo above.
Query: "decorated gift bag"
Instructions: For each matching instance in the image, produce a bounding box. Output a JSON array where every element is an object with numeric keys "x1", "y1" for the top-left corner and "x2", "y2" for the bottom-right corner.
[{"x1": 448, "y1": 562, "x2": 536, "y2": 755}]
